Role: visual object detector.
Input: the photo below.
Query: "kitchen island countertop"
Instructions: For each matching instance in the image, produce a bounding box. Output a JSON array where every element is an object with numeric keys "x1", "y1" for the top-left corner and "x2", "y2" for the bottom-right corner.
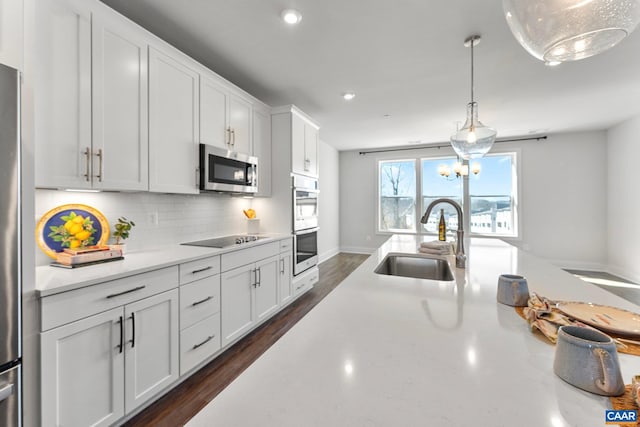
[{"x1": 187, "y1": 235, "x2": 640, "y2": 427}]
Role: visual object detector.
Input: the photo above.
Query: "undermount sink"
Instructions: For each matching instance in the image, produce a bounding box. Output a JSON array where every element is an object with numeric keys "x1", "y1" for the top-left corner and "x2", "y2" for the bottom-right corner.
[{"x1": 374, "y1": 253, "x2": 454, "y2": 281}]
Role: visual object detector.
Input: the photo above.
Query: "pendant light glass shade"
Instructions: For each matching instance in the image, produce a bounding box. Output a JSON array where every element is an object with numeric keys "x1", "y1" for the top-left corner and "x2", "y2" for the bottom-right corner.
[
  {"x1": 451, "y1": 102, "x2": 497, "y2": 160},
  {"x1": 503, "y1": 0, "x2": 640, "y2": 63},
  {"x1": 450, "y1": 35, "x2": 496, "y2": 160}
]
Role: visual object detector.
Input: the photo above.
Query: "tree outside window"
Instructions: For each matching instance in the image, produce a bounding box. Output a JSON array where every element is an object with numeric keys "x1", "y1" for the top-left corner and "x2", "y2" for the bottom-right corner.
[{"x1": 378, "y1": 160, "x2": 416, "y2": 232}]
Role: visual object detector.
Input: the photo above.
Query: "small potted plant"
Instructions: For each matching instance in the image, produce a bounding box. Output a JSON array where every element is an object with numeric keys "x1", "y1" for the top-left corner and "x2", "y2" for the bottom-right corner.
[{"x1": 111, "y1": 217, "x2": 135, "y2": 254}]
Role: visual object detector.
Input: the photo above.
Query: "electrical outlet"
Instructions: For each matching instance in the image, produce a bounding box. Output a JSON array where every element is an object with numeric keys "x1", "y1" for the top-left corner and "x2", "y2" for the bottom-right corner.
[{"x1": 149, "y1": 212, "x2": 159, "y2": 225}]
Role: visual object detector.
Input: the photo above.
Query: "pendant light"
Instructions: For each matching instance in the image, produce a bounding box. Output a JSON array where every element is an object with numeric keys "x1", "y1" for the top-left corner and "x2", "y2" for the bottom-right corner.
[
  {"x1": 503, "y1": 0, "x2": 640, "y2": 64},
  {"x1": 450, "y1": 35, "x2": 497, "y2": 160}
]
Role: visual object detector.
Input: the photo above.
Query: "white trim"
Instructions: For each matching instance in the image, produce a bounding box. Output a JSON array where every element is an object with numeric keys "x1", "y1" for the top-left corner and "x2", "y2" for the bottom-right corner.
[
  {"x1": 340, "y1": 246, "x2": 375, "y2": 255},
  {"x1": 607, "y1": 266, "x2": 640, "y2": 285},
  {"x1": 318, "y1": 247, "x2": 340, "y2": 264},
  {"x1": 544, "y1": 258, "x2": 607, "y2": 272}
]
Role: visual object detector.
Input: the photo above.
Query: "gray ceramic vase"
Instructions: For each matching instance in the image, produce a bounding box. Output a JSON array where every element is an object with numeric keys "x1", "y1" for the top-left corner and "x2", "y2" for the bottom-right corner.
[
  {"x1": 496, "y1": 274, "x2": 529, "y2": 307},
  {"x1": 553, "y1": 325, "x2": 625, "y2": 396}
]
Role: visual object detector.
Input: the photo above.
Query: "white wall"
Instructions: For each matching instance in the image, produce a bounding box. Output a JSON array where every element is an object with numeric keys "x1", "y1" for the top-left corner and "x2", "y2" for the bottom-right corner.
[
  {"x1": 607, "y1": 115, "x2": 640, "y2": 283},
  {"x1": 339, "y1": 130, "x2": 608, "y2": 270},
  {"x1": 318, "y1": 140, "x2": 340, "y2": 262},
  {"x1": 34, "y1": 190, "x2": 251, "y2": 266}
]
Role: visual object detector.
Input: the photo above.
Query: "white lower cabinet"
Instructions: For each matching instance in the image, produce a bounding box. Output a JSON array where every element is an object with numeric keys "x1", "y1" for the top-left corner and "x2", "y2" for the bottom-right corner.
[
  {"x1": 178, "y1": 271, "x2": 221, "y2": 376},
  {"x1": 41, "y1": 307, "x2": 124, "y2": 427},
  {"x1": 123, "y1": 290, "x2": 179, "y2": 413},
  {"x1": 39, "y1": 239, "x2": 295, "y2": 426},
  {"x1": 40, "y1": 288, "x2": 179, "y2": 427},
  {"x1": 220, "y1": 254, "x2": 280, "y2": 346},
  {"x1": 279, "y1": 250, "x2": 293, "y2": 305}
]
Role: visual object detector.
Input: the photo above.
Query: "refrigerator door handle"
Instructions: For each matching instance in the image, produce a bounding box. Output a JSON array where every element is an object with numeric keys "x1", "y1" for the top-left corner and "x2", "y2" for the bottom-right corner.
[{"x1": 0, "y1": 382, "x2": 14, "y2": 403}]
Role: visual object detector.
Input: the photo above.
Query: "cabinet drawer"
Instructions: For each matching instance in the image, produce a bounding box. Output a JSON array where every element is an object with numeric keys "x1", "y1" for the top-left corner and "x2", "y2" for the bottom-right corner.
[
  {"x1": 180, "y1": 314, "x2": 221, "y2": 376},
  {"x1": 41, "y1": 266, "x2": 179, "y2": 331},
  {"x1": 279, "y1": 237, "x2": 293, "y2": 252},
  {"x1": 293, "y1": 267, "x2": 318, "y2": 297},
  {"x1": 179, "y1": 256, "x2": 220, "y2": 285},
  {"x1": 180, "y1": 274, "x2": 220, "y2": 329},
  {"x1": 221, "y1": 242, "x2": 279, "y2": 272}
]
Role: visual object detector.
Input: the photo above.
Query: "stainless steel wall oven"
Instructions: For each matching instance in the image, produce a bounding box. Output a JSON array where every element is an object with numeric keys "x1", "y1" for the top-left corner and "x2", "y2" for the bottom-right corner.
[{"x1": 292, "y1": 174, "x2": 319, "y2": 275}]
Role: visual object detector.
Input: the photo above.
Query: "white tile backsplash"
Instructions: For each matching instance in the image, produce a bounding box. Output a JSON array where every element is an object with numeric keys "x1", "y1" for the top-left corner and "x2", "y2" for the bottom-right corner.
[{"x1": 35, "y1": 189, "x2": 252, "y2": 266}]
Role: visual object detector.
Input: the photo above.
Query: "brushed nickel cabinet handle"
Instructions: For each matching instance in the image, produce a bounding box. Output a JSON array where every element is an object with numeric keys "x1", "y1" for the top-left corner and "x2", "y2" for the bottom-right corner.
[
  {"x1": 83, "y1": 147, "x2": 91, "y2": 181},
  {"x1": 95, "y1": 148, "x2": 103, "y2": 182},
  {"x1": 231, "y1": 128, "x2": 235, "y2": 146}
]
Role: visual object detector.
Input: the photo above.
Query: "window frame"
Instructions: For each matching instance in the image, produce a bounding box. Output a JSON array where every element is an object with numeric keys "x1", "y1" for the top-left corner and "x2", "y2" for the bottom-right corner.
[
  {"x1": 375, "y1": 150, "x2": 520, "y2": 239},
  {"x1": 376, "y1": 157, "x2": 419, "y2": 234}
]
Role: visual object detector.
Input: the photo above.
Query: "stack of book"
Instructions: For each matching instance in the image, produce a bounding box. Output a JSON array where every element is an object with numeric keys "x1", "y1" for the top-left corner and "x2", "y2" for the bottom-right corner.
[{"x1": 52, "y1": 245, "x2": 124, "y2": 268}]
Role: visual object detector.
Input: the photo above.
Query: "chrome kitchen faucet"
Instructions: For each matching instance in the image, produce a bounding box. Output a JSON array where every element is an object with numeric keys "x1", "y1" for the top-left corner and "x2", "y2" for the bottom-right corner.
[{"x1": 420, "y1": 198, "x2": 466, "y2": 268}]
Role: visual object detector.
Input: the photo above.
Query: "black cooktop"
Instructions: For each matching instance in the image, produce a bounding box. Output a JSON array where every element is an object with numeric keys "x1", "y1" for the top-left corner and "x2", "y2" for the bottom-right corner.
[{"x1": 181, "y1": 235, "x2": 264, "y2": 248}]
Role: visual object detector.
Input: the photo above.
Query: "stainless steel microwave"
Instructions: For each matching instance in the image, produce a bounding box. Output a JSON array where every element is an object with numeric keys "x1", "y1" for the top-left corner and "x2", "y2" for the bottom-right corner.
[{"x1": 199, "y1": 144, "x2": 258, "y2": 193}]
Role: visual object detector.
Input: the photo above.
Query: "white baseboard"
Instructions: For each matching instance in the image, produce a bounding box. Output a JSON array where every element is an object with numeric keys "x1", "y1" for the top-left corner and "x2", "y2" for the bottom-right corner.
[
  {"x1": 318, "y1": 247, "x2": 340, "y2": 264},
  {"x1": 544, "y1": 258, "x2": 607, "y2": 272},
  {"x1": 607, "y1": 265, "x2": 640, "y2": 285},
  {"x1": 339, "y1": 246, "x2": 375, "y2": 255}
]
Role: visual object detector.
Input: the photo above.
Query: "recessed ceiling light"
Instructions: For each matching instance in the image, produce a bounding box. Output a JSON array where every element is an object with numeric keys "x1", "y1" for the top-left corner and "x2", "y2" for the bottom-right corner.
[
  {"x1": 281, "y1": 9, "x2": 302, "y2": 25},
  {"x1": 343, "y1": 92, "x2": 356, "y2": 101},
  {"x1": 545, "y1": 60, "x2": 561, "y2": 67}
]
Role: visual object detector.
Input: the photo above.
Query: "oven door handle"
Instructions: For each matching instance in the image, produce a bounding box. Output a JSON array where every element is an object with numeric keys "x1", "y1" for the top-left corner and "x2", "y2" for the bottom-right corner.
[{"x1": 293, "y1": 227, "x2": 319, "y2": 236}]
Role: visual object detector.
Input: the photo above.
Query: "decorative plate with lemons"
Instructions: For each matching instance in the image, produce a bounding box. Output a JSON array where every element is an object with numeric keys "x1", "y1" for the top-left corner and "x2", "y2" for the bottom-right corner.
[{"x1": 36, "y1": 204, "x2": 110, "y2": 258}]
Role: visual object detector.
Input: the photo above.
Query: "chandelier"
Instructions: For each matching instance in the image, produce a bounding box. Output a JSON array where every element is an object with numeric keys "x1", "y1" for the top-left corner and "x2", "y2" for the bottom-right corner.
[{"x1": 438, "y1": 160, "x2": 481, "y2": 180}]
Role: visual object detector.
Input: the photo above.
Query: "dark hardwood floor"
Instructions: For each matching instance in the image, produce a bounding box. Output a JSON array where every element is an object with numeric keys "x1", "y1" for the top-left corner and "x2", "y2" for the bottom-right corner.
[{"x1": 123, "y1": 252, "x2": 370, "y2": 427}]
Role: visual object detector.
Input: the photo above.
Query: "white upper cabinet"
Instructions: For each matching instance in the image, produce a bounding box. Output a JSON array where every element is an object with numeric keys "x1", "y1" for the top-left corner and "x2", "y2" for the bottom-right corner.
[
  {"x1": 200, "y1": 72, "x2": 252, "y2": 155},
  {"x1": 199, "y1": 75, "x2": 228, "y2": 149},
  {"x1": 286, "y1": 107, "x2": 319, "y2": 177},
  {"x1": 148, "y1": 47, "x2": 199, "y2": 194},
  {"x1": 0, "y1": 0, "x2": 23, "y2": 70},
  {"x1": 34, "y1": 0, "x2": 149, "y2": 191},
  {"x1": 228, "y1": 94, "x2": 251, "y2": 154},
  {"x1": 34, "y1": 0, "x2": 92, "y2": 189},
  {"x1": 91, "y1": 8, "x2": 148, "y2": 191},
  {"x1": 303, "y1": 120, "x2": 319, "y2": 177},
  {"x1": 252, "y1": 103, "x2": 272, "y2": 197}
]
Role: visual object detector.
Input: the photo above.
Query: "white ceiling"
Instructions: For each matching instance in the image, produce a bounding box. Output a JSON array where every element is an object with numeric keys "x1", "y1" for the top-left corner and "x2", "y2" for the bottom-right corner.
[{"x1": 100, "y1": 0, "x2": 640, "y2": 151}]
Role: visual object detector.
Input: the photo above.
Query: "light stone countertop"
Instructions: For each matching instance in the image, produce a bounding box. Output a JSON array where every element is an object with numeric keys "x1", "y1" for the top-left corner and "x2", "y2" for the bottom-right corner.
[
  {"x1": 186, "y1": 234, "x2": 640, "y2": 427},
  {"x1": 35, "y1": 234, "x2": 290, "y2": 297}
]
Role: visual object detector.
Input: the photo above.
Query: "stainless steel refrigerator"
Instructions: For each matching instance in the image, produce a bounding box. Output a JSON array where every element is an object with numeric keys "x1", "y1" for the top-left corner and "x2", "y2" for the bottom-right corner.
[{"x1": 0, "y1": 62, "x2": 22, "y2": 427}]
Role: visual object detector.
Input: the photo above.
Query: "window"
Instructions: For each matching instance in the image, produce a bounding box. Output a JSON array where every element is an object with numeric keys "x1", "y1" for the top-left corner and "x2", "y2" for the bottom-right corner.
[
  {"x1": 421, "y1": 158, "x2": 462, "y2": 234},
  {"x1": 469, "y1": 154, "x2": 516, "y2": 236},
  {"x1": 378, "y1": 160, "x2": 416, "y2": 232},
  {"x1": 377, "y1": 153, "x2": 518, "y2": 237}
]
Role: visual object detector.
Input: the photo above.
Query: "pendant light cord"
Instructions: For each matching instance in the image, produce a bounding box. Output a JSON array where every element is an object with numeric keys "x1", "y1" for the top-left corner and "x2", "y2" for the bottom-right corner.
[{"x1": 470, "y1": 38, "x2": 474, "y2": 104}]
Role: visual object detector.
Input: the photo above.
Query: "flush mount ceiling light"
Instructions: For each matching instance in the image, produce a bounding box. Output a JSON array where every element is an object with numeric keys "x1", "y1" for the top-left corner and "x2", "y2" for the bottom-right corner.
[
  {"x1": 342, "y1": 92, "x2": 356, "y2": 101},
  {"x1": 450, "y1": 35, "x2": 497, "y2": 160},
  {"x1": 281, "y1": 9, "x2": 302, "y2": 25},
  {"x1": 503, "y1": 0, "x2": 640, "y2": 64}
]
